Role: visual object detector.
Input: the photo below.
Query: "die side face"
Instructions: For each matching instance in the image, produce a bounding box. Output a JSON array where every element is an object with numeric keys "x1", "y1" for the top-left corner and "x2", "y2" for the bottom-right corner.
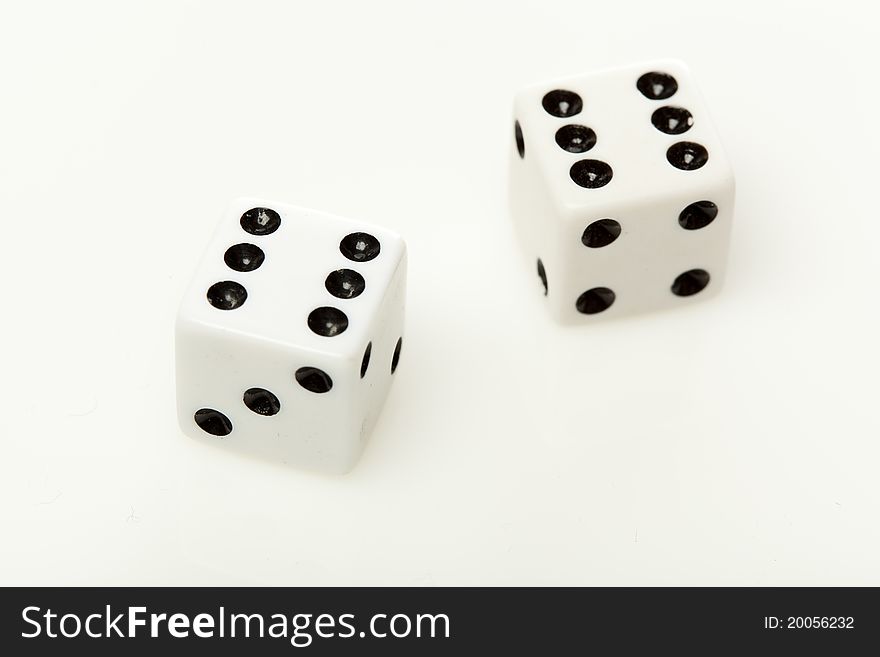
[
  {"x1": 175, "y1": 198, "x2": 406, "y2": 473},
  {"x1": 510, "y1": 60, "x2": 735, "y2": 322},
  {"x1": 175, "y1": 326, "x2": 363, "y2": 472}
]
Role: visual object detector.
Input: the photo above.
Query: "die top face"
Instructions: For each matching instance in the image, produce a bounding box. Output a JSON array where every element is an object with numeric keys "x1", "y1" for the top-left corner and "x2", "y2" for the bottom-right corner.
[
  {"x1": 178, "y1": 198, "x2": 406, "y2": 363},
  {"x1": 513, "y1": 59, "x2": 734, "y2": 220}
]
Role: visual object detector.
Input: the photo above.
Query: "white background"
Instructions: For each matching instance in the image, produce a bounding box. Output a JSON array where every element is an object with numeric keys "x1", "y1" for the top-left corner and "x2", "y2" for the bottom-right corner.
[{"x1": 1, "y1": 0, "x2": 878, "y2": 585}]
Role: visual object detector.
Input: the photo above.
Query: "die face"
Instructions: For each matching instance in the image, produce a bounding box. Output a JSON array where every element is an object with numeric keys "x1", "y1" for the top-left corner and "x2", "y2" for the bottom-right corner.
[
  {"x1": 176, "y1": 323, "x2": 363, "y2": 472},
  {"x1": 179, "y1": 198, "x2": 405, "y2": 361},
  {"x1": 514, "y1": 59, "x2": 733, "y2": 214},
  {"x1": 510, "y1": 60, "x2": 735, "y2": 322},
  {"x1": 550, "y1": 179, "x2": 735, "y2": 322},
  {"x1": 176, "y1": 198, "x2": 406, "y2": 473}
]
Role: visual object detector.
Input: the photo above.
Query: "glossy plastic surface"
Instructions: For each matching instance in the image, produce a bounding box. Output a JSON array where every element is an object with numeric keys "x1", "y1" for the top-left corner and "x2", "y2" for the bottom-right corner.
[
  {"x1": 175, "y1": 198, "x2": 407, "y2": 473},
  {"x1": 510, "y1": 60, "x2": 735, "y2": 323}
]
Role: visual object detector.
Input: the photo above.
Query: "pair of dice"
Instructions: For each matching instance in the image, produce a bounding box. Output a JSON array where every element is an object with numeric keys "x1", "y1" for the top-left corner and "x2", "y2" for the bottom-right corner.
[{"x1": 175, "y1": 60, "x2": 734, "y2": 474}]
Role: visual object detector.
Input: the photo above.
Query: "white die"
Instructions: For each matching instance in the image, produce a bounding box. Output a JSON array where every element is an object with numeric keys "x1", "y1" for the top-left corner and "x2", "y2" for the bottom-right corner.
[
  {"x1": 509, "y1": 59, "x2": 735, "y2": 322},
  {"x1": 175, "y1": 198, "x2": 407, "y2": 474}
]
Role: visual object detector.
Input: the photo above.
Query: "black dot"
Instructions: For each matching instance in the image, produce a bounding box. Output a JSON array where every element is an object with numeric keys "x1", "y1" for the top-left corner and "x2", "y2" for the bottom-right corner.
[
  {"x1": 340, "y1": 232, "x2": 381, "y2": 262},
  {"x1": 576, "y1": 287, "x2": 615, "y2": 314},
  {"x1": 667, "y1": 141, "x2": 709, "y2": 170},
  {"x1": 240, "y1": 207, "x2": 281, "y2": 236},
  {"x1": 242, "y1": 388, "x2": 281, "y2": 416},
  {"x1": 194, "y1": 408, "x2": 232, "y2": 437},
  {"x1": 537, "y1": 258, "x2": 548, "y2": 295},
  {"x1": 582, "y1": 219, "x2": 621, "y2": 248},
  {"x1": 679, "y1": 201, "x2": 718, "y2": 230},
  {"x1": 671, "y1": 269, "x2": 710, "y2": 296},
  {"x1": 308, "y1": 307, "x2": 348, "y2": 337},
  {"x1": 542, "y1": 89, "x2": 583, "y2": 118},
  {"x1": 555, "y1": 125, "x2": 597, "y2": 153},
  {"x1": 651, "y1": 106, "x2": 693, "y2": 134},
  {"x1": 325, "y1": 269, "x2": 366, "y2": 299},
  {"x1": 391, "y1": 337, "x2": 403, "y2": 374},
  {"x1": 207, "y1": 281, "x2": 247, "y2": 310},
  {"x1": 295, "y1": 367, "x2": 333, "y2": 393},
  {"x1": 224, "y1": 243, "x2": 265, "y2": 272},
  {"x1": 570, "y1": 159, "x2": 613, "y2": 188},
  {"x1": 360, "y1": 342, "x2": 372, "y2": 378},
  {"x1": 515, "y1": 121, "x2": 525, "y2": 158},
  {"x1": 637, "y1": 71, "x2": 678, "y2": 100}
]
